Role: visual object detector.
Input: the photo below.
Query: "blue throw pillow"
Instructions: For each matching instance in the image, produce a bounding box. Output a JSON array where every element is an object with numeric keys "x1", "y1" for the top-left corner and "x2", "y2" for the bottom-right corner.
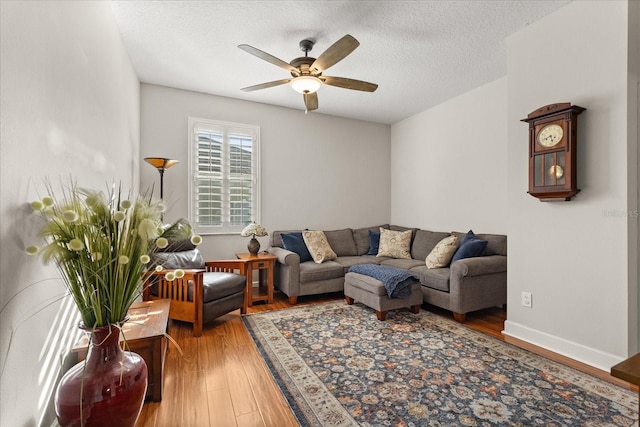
[
  {"x1": 281, "y1": 232, "x2": 312, "y2": 263},
  {"x1": 459, "y1": 230, "x2": 478, "y2": 246},
  {"x1": 367, "y1": 230, "x2": 380, "y2": 255},
  {"x1": 451, "y1": 239, "x2": 488, "y2": 263}
]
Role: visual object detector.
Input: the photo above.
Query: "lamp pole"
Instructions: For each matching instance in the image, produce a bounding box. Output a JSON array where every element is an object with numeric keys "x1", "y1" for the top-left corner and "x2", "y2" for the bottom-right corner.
[{"x1": 144, "y1": 157, "x2": 179, "y2": 201}]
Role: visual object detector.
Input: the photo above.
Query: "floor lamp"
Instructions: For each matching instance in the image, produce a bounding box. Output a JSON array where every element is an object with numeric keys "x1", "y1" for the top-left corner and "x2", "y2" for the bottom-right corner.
[{"x1": 144, "y1": 157, "x2": 179, "y2": 200}]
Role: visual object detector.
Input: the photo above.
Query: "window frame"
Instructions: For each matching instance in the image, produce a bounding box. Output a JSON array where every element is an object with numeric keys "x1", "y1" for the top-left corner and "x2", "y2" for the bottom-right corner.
[{"x1": 187, "y1": 117, "x2": 261, "y2": 235}]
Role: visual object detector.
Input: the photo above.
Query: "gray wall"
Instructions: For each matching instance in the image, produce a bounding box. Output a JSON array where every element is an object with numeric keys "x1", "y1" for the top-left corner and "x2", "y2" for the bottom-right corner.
[
  {"x1": 140, "y1": 84, "x2": 391, "y2": 259},
  {"x1": 0, "y1": 2, "x2": 140, "y2": 425}
]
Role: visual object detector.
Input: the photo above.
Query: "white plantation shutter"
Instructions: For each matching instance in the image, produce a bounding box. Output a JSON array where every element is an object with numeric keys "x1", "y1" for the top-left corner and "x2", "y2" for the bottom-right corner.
[{"x1": 188, "y1": 118, "x2": 260, "y2": 234}]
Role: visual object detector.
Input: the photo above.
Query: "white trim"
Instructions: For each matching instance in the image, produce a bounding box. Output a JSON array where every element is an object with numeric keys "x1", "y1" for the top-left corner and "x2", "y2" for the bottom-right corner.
[{"x1": 503, "y1": 320, "x2": 627, "y2": 372}]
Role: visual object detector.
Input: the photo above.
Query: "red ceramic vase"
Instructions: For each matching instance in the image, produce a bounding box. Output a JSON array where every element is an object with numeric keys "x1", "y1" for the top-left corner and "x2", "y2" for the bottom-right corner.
[{"x1": 55, "y1": 321, "x2": 148, "y2": 426}]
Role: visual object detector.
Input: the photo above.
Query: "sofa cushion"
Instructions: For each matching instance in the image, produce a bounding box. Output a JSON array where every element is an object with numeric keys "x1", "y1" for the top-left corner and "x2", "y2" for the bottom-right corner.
[
  {"x1": 281, "y1": 232, "x2": 313, "y2": 263},
  {"x1": 303, "y1": 230, "x2": 337, "y2": 263},
  {"x1": 411, "y1": 230, "x2": 452, "y2": 260},
  {"x1": 334, "y1": 255, "x2": 384, "y2": 273},
  {"x1": 151, "y1": 249, "x2": 205, "y2": 269},
  {"x1": 377, "y1": 228, "x2": 412, "y2": 259},
  {"x1": 202, "y1": 272, "x2": 246, "y2": 303},
  {"x1": 380, "y1": 258, "x2": 425, "y2": 270},
  {"x1": 367, "y1": 230, "x2": 381, "y2": 255},
  {"x1": 299, "y1": 260, "x2": 344, "y2": 283},
  {"x1": 410, "y1": 265, "x2": 451, "y2": 292},
  {"x1": 324, "y1": 228, "x2": 358, "y2": 257},
  {"x1": 425, "y1": 235, "x2": 459, "y2": 269},
  {"x1": 477, "y1": 233, "x2": 507, "y2": 256},
  {"x1": 352, "y1": 224, "x2": 389, "y2": 255}
]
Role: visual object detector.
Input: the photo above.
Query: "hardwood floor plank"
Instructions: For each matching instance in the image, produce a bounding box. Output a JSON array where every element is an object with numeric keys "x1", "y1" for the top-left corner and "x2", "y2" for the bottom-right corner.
[
  {"x1": 203, "y1": 329, "x2": 230, "y2": 392},
  {"x1": 224, "y1": 336, "x2": 260, "y2": 416},
  {"x1": 236, "y1": 343, "x2": 299, "y2": 427},
  {"x1": 207, "y1": 388, "x2": 238, "y2": 427},
  {"x1": 235, "y1": 411, "x2": 266, "y2": 427}
]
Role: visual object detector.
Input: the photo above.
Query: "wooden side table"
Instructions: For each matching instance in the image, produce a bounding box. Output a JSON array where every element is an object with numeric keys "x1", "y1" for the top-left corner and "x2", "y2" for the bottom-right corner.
[
  {"x1": 236, "y1": 252, "x2": 277, "y2": 307},
  {"x1": 70, "y1": 299, "x2": 170, "y2": 402},
  {"x1": 611, "y1": 352, "x2": 640, "y2": 413}
]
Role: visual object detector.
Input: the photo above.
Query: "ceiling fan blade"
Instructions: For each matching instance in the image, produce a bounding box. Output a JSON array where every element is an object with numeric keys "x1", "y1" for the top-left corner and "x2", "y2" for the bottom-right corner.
[
  {"x1": 238, "y1": 44, "x2": 300, "y2": 76},
  {"x1": 241, "y1": 78, "x2": 292, "y2": 92},
  {"x1": 321, "y1": 76, "x2": 378, "y2": 92},
  {"x1": 310, "y1": 35, "x2": 359, "y2": 75},
  {"x1": 303, "y1": 92, "x2": 318, "y2": 112}
]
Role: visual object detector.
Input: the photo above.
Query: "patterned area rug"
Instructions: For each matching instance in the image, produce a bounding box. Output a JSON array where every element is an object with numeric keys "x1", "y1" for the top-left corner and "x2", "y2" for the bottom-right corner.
[{"x1": 243, "y1": 301, "x2": 638, "y2": 427}]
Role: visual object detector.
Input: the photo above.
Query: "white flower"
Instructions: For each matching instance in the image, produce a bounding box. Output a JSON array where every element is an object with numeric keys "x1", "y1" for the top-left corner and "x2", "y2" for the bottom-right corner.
[
  {"x1": 156, "y1": 237, "x2": 168, "y2": 249},
  {"x1": 155, "y1": 265, "x2": 164, "y2": 272},
  {"x1": 138, "y1": 218, "x2": 158, "y2": 241},
  {"x1": 26, "y1": 246, "x2": 39, "y2": 255},
  {"x1": 42, "y1": 197, "x2": 53, "y2": 207},
  {"x1": 91, "y1": 252, "x2": 102, "y2": 262},
  {"x1": 165, "y1": 271, "x2": 175, "y2": 281},
  {"x1": 44, "y1": 207, "x2": 55, "y2": 216},
  {"x1": 140, "y1": 254, "x2": 150, "y2": 264},
  {"x1": 118, "y1": 255, "x2": 129, "y2": 264},
  {"x1": 31, "y1": 201, "x2": 44, "y2": 211},
  {"x1": 69, "y1": 238, "x2": 84, "y2": 251},
  {"x1": 120, "y1": 200, "x2": 132, "y2": 209},
  {"x1": 174, "y1": 269, "x2": 185, "y2": 279},
  {"x1": 190, "y1": 235, "x2": 202, "y2": 246},
  {"x1": 113, "y1": 211, "x2": 126, "y2": 222},
  {"x1": 62, "y1": 210, "x2": 79, "y2": 223}
]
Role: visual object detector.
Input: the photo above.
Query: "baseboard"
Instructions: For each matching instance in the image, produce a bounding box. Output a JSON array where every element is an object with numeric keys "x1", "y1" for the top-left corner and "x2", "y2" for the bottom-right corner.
[{"x1": 503, "y1": 320, "x2": 626, "y2": 373}]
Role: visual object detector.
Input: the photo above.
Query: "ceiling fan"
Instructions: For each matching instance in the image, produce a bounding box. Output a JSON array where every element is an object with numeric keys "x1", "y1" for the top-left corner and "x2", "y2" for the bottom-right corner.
[{"x1": 238, "y1": 34, "x2": 378, "y2": 113}]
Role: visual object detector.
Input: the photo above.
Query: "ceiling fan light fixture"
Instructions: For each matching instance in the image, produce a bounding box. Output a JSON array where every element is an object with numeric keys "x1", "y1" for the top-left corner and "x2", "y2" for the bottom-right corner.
[{"x1": 290, "y1": 76, "x2": 322, "y2": 94}]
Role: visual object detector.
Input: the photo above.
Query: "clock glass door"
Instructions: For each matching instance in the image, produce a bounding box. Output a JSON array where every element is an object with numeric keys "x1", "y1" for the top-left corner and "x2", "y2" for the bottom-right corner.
[{"x1": 534, "y1": 151, "x2": 565, "y2": 187}]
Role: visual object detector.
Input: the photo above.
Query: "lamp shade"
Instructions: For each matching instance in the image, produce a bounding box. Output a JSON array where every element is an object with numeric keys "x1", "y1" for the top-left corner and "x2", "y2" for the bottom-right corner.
[
  {"x1": 290, "y1": 76, "x2": 322, "y2": 94},
  {"x1": 144, "y1": 157, "x2": 179, "y2": 170},
  {"x1": 241, "y1": 222, "x2": 268, "y2": 237}
]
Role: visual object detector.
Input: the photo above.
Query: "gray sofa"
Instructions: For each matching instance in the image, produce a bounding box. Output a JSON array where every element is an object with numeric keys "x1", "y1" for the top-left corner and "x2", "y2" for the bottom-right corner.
[{"x1": 268, "y1": 225, "x2": 507, "y2": 322}]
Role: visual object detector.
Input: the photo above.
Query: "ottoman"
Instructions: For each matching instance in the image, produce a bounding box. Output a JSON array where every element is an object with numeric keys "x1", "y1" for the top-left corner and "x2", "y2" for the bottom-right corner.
[{"x1": 344, "y1": 272, "x2": 422, "y2": 320}]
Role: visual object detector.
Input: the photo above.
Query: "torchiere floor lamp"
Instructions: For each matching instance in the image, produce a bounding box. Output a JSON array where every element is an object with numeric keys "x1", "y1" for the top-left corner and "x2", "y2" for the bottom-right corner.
[{"x1": 144, "y1": 157, "x2": 179, "y2": 200}]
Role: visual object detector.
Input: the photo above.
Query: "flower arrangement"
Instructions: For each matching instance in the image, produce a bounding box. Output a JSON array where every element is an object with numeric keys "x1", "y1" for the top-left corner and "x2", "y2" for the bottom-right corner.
[{"x1": 26, "y1": 182, "x2": 199, "y2": 328}]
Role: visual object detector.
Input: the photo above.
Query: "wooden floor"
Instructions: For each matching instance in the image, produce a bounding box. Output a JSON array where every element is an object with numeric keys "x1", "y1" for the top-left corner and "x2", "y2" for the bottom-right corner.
[{"x1": 135, "y1": 291, "x2": 636, "y2": 427}]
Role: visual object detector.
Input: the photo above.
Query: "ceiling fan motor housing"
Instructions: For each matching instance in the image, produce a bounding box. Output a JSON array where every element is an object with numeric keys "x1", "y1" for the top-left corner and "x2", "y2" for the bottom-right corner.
[{"x1": 289, "y1": 56, "x2": 316, "y2": 76}]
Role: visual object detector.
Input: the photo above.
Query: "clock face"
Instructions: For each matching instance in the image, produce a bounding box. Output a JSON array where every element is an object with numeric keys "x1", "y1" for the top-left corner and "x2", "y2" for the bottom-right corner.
[{"x1": 537, "y1": 124, "x2": 564, "y2": 148}]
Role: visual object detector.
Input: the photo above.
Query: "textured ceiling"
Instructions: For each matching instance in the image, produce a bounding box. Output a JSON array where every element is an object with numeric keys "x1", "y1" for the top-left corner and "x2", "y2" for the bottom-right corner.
[{"x1": 110, "y1": 1, "x2": 571, "y2": 125}]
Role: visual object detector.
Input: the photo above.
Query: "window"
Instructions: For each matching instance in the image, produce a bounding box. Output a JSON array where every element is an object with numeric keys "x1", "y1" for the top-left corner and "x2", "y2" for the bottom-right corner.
[{"x1": 188, "y1": 117, "x2": 260, "y2": 234}]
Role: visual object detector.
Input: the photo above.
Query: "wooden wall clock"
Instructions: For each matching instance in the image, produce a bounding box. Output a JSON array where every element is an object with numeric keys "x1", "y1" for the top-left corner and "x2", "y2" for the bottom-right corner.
[{"x1": 521, "y1": 103, "x2": 586, "y2": 202}]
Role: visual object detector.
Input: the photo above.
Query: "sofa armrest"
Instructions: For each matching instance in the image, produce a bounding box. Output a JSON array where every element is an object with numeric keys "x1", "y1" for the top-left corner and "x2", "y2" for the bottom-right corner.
[
  {"x1": 450, "y1": 255, "x2": 507, "y2": 277},
  {"x1": 267, "y1": 246, "x2": 300, "y2": 298},
  {"x1": 448, "y1": 255, "x2": 507, "y2": 316},
  {"x1": 268, "y1": 246, "x2": 299, "y2": 265}
]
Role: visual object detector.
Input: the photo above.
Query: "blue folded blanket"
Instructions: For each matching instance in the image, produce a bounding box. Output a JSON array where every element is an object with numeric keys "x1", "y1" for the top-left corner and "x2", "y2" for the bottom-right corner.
[{"x1": 349, "y1": 264, "x2": 416, "y2": 298}]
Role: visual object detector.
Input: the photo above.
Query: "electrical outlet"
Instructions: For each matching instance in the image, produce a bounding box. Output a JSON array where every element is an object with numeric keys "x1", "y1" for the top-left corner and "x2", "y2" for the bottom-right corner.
[{"x1": 521, "y1": 292, "x2": 532, "y2": 308}]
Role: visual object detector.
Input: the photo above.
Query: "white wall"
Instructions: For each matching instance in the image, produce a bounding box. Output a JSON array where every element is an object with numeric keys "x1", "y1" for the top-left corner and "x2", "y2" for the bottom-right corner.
[
  {"x1": 390, "y1": 77, "x2": 508, "y2": 234},
  {"x1": 504, "y1": 0, "x2": 638, "y2": 370},
  {"x1": 140, "y1": 84, "x2": 391, "y2": 259},
  {"x1": 0, "y1": 2, "x2": 140, "y2": 425}
]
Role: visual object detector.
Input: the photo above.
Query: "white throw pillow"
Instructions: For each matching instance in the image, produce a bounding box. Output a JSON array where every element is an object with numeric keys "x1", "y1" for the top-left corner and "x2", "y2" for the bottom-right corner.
[
  {"x1": 377, "y1": 228, "x2": 412, "y2": 259},
  {"x1": 302, "y1": 230, "x2": 337, "y2": 263},
  {"x1": 425, "y1": 235, "x2": 459, "y2": 269}
]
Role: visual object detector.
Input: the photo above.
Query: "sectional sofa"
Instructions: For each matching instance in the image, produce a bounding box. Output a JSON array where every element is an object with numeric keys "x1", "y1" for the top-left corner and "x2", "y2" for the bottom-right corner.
[{"x1": 268, "y1": 225, "x2": 507, "y2": 322}]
